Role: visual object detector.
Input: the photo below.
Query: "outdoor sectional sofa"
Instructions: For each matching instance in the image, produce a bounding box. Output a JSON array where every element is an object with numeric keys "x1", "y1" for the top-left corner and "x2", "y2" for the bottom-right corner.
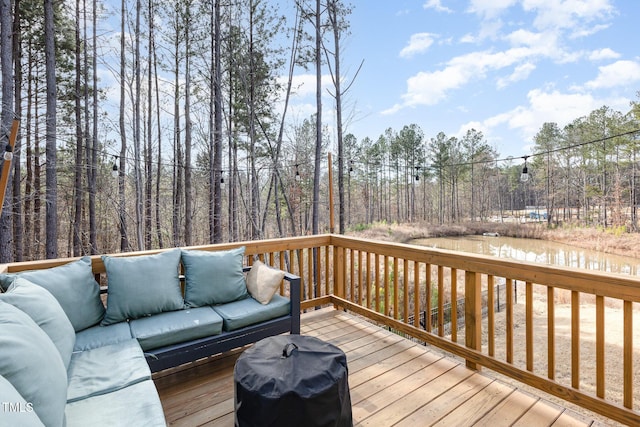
[{"x1": 0, "y1": 246, "x2": 301, "y2": 427}]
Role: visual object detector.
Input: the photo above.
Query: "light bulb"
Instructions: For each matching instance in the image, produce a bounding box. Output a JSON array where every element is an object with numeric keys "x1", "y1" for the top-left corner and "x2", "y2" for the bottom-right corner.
[
  {"x1": 520, "y1": 166, "x2": 529, "y2": 183},
  {"x1": 3, "y1": 145, "x2": 13, "y2": 161}
]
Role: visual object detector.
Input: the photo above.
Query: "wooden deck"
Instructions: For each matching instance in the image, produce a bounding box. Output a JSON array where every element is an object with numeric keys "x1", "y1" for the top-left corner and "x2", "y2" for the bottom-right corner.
[{"x1": 154, "y1": 308, "x2": 608, "y2": 426}]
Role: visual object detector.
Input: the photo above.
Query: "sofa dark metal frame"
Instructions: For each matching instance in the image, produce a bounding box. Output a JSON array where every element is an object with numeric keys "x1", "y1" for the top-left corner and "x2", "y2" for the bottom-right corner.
[{"x1": 143, "y1": 269, "x2": 301, "y2": 372}]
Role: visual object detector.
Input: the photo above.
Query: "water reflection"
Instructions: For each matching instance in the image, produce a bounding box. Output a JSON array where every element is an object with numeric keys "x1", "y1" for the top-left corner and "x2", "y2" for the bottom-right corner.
[{"x1": 412, "y1": 235, "x2": 640, "y2": 276}]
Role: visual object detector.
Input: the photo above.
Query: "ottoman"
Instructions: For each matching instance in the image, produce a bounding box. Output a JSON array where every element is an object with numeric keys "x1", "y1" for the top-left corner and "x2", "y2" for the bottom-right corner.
[{"x1": 234, "y1": 335, "x2": 352, "y2": 427}]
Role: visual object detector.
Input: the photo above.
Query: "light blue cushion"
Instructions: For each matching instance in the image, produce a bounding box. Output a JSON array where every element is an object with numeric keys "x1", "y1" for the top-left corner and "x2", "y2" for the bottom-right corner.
[
  {"x1": 0, "y1": 301, "x2": 67, "y2": 427},
  {"x1": 74, "y1": 321, "x2": 133, "y2": 352},
  {"x1": 181, "y1": 247, "x2": 248, "y2": 307},
  {"x1": 129, "y1": 306, "x2": 223, "y2": 351},
  {"x1": 0, "y1": 375, "x2": 45, "y2": 426},
  {"x1": 212, "y1": 294, "x2": 290, "y2": 331},
  {"x1": 0, "y1": 277, "x2": 75, "y2": 369},
  {"x1": 65, "y1": 379, "x2": 166, "y2": 427},
  {"x1": 102, "y1": 249, "x2": 184, "y2": 325},
  {"x1": 0, "y1": 257, "x2": 105, "y2": 331},
  {"x1": 67, "y1": 339, "x2": 151, "y2": 403}
]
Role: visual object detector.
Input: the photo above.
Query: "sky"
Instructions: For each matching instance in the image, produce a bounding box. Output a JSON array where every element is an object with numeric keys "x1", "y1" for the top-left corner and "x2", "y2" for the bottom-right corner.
[{"x1": 287, "y1": 0, "x2": 640, "y2": 159}]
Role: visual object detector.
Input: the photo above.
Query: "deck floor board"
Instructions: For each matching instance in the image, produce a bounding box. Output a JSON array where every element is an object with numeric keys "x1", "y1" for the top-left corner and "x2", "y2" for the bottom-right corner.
[{"x1": 154, "y1": 308, "x2": 599, "y2": 426}]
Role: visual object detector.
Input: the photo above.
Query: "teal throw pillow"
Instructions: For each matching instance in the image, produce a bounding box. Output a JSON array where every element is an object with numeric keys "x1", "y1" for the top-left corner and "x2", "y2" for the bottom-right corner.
[
  {"x1": 102, "y1": 248, "x2": 184, "y2": 325},
  {"x1": 0, "y1": 257, "x2": 105, "y2": 332},
  {"x1": 0, "y1": 301, "x2": 68, "y2": 427},
  {"x1": 181, "y1": 247, "x2": 248, "y2": 307},
  {"x1": 0, "y1": 277, "x2": 76, "y2": 369}
]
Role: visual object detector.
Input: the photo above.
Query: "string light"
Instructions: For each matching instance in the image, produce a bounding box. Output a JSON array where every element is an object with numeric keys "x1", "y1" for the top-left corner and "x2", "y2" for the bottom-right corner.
[
  {"x1": 295, "y1": 164, "x2": 300, "y2": 181},
  {"x1": 3, "y1": 144, "x2": 13, "y2": 161},
  {"x1": 111, "y1": 156, "x2": 118, "y2": 177},
  {"x1": 520, "y1": 156, "x2": 529, "y2": 183}
]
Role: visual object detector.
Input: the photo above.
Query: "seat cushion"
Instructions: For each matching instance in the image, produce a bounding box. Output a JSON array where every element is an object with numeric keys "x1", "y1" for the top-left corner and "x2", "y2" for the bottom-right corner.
[
  {"x1": 0, "y1": 257, "x2": 105, "y2": 332},
  {"x1": 0, "y1": 277, "x2": 75, "y2": 369},
  {"x1": 245, "y1": 260, "x2": 285, "y2": 305},
  {"x1": 212, "y1": 294, "x2": 290, "y2": 332},
  {"x1": 102, "y1": 248, "x2": 184, "y2": 325},
  {"x1": 0, "y1": 301, "x2": 67, "y2": 427},
  {"x1": 67, "y1": 339, "x2": 150, "y2": 403},
  {"x1": 65, "y1": 379, "x2": 166, "y2": 427},
  {"x1": 129, "y1": 307, "x2": 223, "y2": 351},
  {"x1": 181, "y1": 247, "x2": 248, "y2": 307},
  {"x1": 0, "y1": 375, "x2": 45, "y2": 426},
  {"x1": 74, "y1": 321, "x2": 133, "y2": 352}
]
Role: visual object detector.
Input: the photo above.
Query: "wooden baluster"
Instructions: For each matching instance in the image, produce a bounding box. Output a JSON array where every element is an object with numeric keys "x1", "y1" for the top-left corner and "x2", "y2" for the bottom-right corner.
[
  {"x1": 374, "y1": 254, "x2": 380, "y2": 313},
  {"x1": 624, "y1": 300, "x2": 633, "y2": 409},
  {"x1": 571, "y1": 290, "x2": 580, "y2": 388},
  {"x1": 393, "y1": 257, "x2": 399, "y2": 320},
  {"x1": 465, "y1": 270, "x2": 481, "y2": 370},
  {"x1": 384, "y1": 256, "x2": 390, "y2": 317},
  {"x1": 506, "y1": 278, "x2": 514, "y2": 364},
  {"x1": 425, "y1": 264, "x2": 432, "y2": 332},
  {"x1": 451, "y1": 268, "x2": 457, "y2": 342},
  {"x1": 596, "y1": 294, "x2": 604, "y2": 397},
  {"x1": 366, "y1": 252, "x2": 371, "y2": 310},
  {"x1": 403, "y1": 259, "x2": 409, "y2": 324},
  {"x1": 548, "y1": 286, "x2": 555, "y2": 380},
  {"x1": 487, "y1": 275, "x2": 495, "y2": 357},
  {"x1": 438, "y1": 265, "x2": 444, "y2": 337},
  {"x1": 526, "y1": 281, "x2": 533, "y2": 372},
  {"x1": 414, "y1": 261, "x2": 420, "y2": 328}
]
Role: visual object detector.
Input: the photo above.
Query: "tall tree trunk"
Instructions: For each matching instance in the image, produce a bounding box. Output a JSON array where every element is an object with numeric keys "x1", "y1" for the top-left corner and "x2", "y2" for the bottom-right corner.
[
  {"x1": 183, "y1": 0, "x2": 192, "y2": 246},
  {"x1": 312, "y1": 0, "x2": 321, "y2": 236},
  {"x1": 328, "y1": 0, "x2": 344, "y2": 234},
  {"x1": 211, "y1": 0, "x2": 223, "y2": 243},
  {"x1": 44, "y1": 0, "x2": 58, "y2": 259},
  {"x1": 90, "y1": 0, "x2": 98, "y2": 253},
  {"x1": 172, "y1": 10, "x2": 183, "y2": 247},
  {"x1": 133, "y1": 0, "x2": 144, "y2": 249},
  {"x1": 73, "y1": 0, "x2": 83, "y2": 255},
  {"x1": 12, "y1": 0, "x2": 23, "y2": 261},
  {"x1": 0, "y1": 0, "x2": 14, "y2": 261},
  {"x1": 152, "y1": 21, "x2": 163, "y2": 248},
  {"x1": 145, "y1": 0, "x2": 154, "y2": 249},
  {"x1": 24, "y1": 45, "x2": 34, "y2": 260},
  {"x1": 118, "y1": 0, "x2": 129, "y2": 252}
]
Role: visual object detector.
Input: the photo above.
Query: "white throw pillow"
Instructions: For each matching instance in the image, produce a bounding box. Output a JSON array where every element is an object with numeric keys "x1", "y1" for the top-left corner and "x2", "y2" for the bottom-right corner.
[{"x1": 246, "y1": 260, "x2": 285, "y2": 305}]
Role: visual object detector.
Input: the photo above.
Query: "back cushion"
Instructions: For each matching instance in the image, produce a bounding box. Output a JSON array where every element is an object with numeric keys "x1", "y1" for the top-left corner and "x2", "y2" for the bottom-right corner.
[
  {"x1": 0, "y1": 301, "x2": 68, "y2": 427},
  {"x1": 101, "y1": 248, "x2": 184, "y2": 325},
  {"x1": 0, "y1": 256, "x2": 105, "y2": 331},
  {"x1": 181, "y1": 247, "x2": 248, "y2": 307},
  {"x1": 0, "y1": 277, "x2": 75, "y2": 369}
]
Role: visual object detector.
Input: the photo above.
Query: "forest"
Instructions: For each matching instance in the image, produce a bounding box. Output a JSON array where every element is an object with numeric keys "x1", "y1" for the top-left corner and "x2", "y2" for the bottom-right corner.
[{"x1": 0, "y1": 0, "x2": 639, "y2": 263}]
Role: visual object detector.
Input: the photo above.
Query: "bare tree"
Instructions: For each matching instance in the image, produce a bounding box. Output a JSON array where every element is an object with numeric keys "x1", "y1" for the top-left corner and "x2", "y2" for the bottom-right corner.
[
  {"x1": 44, "y1": 0, "x2": 58, "y2": 259},
  {"x1": 118, "y1": 0, "x2": 129, "y2": 252},
  {"x1": 0, "y1": 0, "x2": 14, "y2": 262}
]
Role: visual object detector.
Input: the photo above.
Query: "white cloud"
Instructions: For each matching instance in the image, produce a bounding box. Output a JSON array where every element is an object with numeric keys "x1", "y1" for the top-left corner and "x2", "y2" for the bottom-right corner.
[
  {"x1": 522, "y1": 0, "x2": 615, "y2": 33},
  {"x1": 477, "y1": 88, "x2": 630, "y2": 144},
  {"x1": 399, "y1": 33, "x2": 437, "y2": 58},
  {"x1": 585, "y1": 60, "x2": 640, "y2": 89},
  {"x1": 390, "y1": 47, "x2": 535, "y2": 109},
  {"x1": 467, "y1": 0, "x2": 517, "y2": 19},
  {"x1": 497, "y1": 62, "x2": 536, "y2": 89},
  {"x1": 588, "y1": 48, "x2": 620, "y2": 61},
  {"x1": 423, "y1": 0, "x2": 453, "y2": 13}
]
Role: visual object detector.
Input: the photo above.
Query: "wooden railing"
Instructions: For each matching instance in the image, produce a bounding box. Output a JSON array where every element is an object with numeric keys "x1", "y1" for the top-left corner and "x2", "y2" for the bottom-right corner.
[{"x1": 2, "y1": 234, "x2": 639, "y2": 424}]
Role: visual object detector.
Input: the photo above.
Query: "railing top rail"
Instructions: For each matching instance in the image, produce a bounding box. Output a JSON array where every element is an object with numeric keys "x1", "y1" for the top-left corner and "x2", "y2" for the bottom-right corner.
[
  {"x1": 329, "y1": 234, "x2": 640, "y2": 302},
  {"x1": 0, "y1": 234, "x2": 333, "y2": 275}
]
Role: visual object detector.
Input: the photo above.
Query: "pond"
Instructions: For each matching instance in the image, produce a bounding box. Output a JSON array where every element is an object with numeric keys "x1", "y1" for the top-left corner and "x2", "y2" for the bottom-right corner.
[{"x1": 411, "y1": 235, "x2": 640, "y2": 276}]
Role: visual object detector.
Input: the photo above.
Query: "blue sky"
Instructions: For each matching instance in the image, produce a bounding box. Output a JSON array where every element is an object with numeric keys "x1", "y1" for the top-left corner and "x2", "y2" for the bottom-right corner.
[{"x1": 288, "y1": 0, "x2": 640, "y2": 158}]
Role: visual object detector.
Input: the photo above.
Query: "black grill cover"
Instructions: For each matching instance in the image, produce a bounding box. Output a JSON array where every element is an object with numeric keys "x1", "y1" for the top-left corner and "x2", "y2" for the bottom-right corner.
[{"x1": 234, "y1": 335, "x2": 352, "y2": 427}]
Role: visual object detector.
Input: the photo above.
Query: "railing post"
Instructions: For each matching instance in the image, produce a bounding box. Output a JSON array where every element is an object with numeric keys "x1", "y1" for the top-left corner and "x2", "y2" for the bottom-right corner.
[
  {"x1": 465, "y1": 270, "x2": 482, "y2": 370},
  {"x1": 334, "y1": 244, "x2": 345, "y2": 301}
]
